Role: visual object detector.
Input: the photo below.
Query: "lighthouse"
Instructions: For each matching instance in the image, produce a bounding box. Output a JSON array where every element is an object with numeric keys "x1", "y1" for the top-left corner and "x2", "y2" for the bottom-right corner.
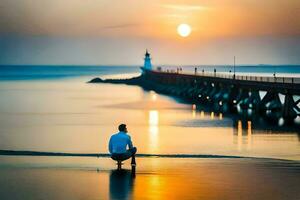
[{"x1": 143, "y1": 50, "x2": 152, "y2": 70}]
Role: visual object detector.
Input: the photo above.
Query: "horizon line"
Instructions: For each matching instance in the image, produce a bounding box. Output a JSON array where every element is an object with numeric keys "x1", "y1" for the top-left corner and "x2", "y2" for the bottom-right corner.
[{"x1": 1, "y1": 64, "x2": 300, "y2": 67}]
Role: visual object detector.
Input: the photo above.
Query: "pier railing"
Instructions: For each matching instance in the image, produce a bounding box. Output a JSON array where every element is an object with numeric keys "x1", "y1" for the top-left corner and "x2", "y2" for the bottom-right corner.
[{"x1": 159, "y1": 69, "x2": 300, "y2": 84}]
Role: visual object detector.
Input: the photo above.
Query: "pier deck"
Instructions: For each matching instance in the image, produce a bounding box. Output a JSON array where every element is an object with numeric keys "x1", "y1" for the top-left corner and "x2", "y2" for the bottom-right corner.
[{"x1": 147, "y1": 69, "x2": 300, "y2": 94}]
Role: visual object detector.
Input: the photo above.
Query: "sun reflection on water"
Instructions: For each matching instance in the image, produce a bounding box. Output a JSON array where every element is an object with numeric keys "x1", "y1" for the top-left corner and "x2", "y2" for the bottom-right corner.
[
  {"x1": 148, "y1": 110, "x2": 159, "y2": 152},
  {"x1": 237, "y1": 120, "x2": 242, "y2": 151},
  {"x1": 200, "y1": 111, "x2": 205, "y2": 119},
  {"x1": 210, "y1": 112, "x2": 215, "y2": 119},
  {"x1": 149, "y1": 110, "x2": 159, "y2": 127},
  {"x1": 150, "y1": 91, "x2": 157, "y2": 101},
  {"x1": 247, "y1": 121, "x2": 252, "y2": 150},
  {"x1": 219, "y1": 113, "x2": 223, "y2": 120}
]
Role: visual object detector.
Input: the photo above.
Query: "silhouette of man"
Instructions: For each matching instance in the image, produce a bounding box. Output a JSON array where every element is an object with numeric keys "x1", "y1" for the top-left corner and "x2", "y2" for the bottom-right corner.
[{"x1": 109, "y1": 124, "x2": 137, "y2": 168}]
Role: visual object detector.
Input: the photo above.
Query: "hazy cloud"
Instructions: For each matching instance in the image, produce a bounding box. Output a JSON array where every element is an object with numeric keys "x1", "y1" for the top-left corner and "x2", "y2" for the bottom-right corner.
[
  {"x1": 101, "y1": 23, "x2": 140, "y2": 30},
  {"x1": 0, "y1": 1, "x2": 299, "y2": 65},
  {"x1": 161, "y1": 4, "x2": 209, "y2": 11}
]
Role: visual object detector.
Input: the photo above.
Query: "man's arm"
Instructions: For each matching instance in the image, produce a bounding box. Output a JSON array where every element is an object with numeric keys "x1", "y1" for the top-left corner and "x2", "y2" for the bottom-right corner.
[
  {"x1": 108, "y1": 137, "x2": 113, "y2": 154},
  {"x1": 127, "y1": 135, "x2": 133, "y2": 149}
]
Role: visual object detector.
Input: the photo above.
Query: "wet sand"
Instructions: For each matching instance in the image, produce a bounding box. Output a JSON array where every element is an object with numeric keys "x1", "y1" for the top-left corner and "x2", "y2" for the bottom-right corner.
[{"x1": 0, "y1": 156, "x2": 299, "y2": 200}]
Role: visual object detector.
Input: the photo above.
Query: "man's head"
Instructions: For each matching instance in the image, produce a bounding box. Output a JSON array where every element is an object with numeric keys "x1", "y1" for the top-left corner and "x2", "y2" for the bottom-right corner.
[{"x1": 118, "y1": 124, "x2": 127, "y2": 132}]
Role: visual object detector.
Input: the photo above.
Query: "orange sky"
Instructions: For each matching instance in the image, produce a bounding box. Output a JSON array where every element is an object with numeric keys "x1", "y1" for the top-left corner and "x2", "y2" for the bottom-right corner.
[{"x1": 0, "y1": 0, "x2": 299, "y2": 65}]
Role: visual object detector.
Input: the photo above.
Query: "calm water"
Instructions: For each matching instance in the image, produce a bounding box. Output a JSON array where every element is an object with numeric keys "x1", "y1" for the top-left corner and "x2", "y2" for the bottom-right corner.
[
  {"x1": 0, "y1": 65, "x2": 299, "y2": 160},
  {"x1": 0, "y1": 156, "x2": 299, "y2": 200},
  {"x1": 0, "y1": 65, "x2": 300, "y2": 81},
  {"x1": 0, "y1": 65, "x2": 300, "y2": 200}
]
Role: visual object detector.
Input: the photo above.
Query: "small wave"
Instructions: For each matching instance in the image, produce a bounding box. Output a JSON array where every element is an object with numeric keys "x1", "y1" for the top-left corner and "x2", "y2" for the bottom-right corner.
[{"x1": 0, "y1": 150, "x2": 297, "y2": 162}]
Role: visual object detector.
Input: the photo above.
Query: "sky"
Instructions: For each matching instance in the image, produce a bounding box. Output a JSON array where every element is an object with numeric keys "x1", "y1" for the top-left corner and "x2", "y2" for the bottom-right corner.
[{"x1": 0, "y1": 0, "x2": 299, "y2": 65}]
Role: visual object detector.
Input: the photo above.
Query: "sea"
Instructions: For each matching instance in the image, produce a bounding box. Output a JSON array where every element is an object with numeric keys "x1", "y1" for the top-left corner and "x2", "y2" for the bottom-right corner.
[
  {"x1": 0, "y1": 65, "x2": 299, "y2": 161},
  {"x1": 0, "y1": 65, "x2": 300, "y2": 200}
]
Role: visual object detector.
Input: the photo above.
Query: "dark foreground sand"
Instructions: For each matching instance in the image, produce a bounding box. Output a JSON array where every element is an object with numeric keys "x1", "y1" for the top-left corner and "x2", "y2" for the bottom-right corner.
[{"x1": 0, "y1": 156, "x2": 299, "y2": 200}]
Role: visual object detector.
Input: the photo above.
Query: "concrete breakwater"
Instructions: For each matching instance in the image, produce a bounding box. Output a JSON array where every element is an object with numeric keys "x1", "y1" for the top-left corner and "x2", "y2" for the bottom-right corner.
[{"x1": 89, "y1": 69, "x2": 300, "y2": 125}]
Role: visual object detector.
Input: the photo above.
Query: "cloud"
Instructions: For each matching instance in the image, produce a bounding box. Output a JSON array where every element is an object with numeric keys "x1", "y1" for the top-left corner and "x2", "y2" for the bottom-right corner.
[
  {"x1": 161, "y1": 4, "x2": 209, "y2": 11},
  {"x1": 101, "y1": 23, "x2": 140, "y2": 30}
]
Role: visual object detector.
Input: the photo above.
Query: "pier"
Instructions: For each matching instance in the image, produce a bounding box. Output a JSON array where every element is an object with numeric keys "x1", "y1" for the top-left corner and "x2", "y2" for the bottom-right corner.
[
  {"x1": 89, "y1": 68, "x2": 300, "y2": 124},
  {"x1": 141, "y1": 68, "x2": 300, "y2": 123},
  {"x1": 89, "y1": 51, "x2": 300, "y2": 125}
]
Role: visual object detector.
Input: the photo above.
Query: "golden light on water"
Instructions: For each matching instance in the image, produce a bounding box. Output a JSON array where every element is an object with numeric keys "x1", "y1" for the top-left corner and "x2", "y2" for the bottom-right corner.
[
  {"x1": 150, "y1": 91, "x2": 157, "y2": 101},
  {"x1": 149, "y1": 110, "x2": 159, "y2": 126},
  {"x1": 237, "y1": 120, "x2": 242, "y2": 151},
  {"x1": 177, "y1": 24, "x2": 191, "y2": 37},
  {"x1": 210, "y1": 112, "x2": 215, "y2": 119},
  {"x1": 200, "y1": 111, "x2": 205, "y2": 119},
  {"x1": 148, "y1": 110, "x2": 159, "y2": 152},
  {"x1": 192, "y1": 104, "x2": 196, "y2": 118},
  {"x1": 219, "y1": 113, "x2": 223, "y2": 120},
  {"x1": 192, "y1": 110, "x2": 196, "y2": 118},
  {"x1": 247, "y1": 121, "x2": 252, "y2": 150}
]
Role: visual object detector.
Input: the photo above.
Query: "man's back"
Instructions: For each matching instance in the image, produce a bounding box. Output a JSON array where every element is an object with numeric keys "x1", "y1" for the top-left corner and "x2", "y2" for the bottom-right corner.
[
  {"x1": 108, "y1": 124, "x2": 137, "y2": 169},
  {"x1": 109, "y1": 132, "x2": 133, "y2": 154}
]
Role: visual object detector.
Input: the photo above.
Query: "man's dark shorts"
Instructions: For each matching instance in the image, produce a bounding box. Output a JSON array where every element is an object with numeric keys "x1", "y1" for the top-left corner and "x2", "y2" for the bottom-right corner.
[{"x1": 111, "y1": 147, "x2": 137, "y2": 161}]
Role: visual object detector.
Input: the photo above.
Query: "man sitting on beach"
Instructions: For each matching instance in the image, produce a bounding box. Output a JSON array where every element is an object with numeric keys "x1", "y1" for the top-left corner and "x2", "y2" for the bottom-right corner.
[{"x1": 109, "y1": 124, "x2": 137, "y2": 167}]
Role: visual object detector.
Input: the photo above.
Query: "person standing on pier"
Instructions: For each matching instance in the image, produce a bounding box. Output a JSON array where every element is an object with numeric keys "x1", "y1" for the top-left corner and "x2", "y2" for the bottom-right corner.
[{"x1": 109, "y1": 124, "x2": 137, "y2": 169}]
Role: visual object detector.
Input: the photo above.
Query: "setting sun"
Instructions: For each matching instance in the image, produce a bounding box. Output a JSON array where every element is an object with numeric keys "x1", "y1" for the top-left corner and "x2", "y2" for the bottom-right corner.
[{"x1": 177, "y1": 24, "x2": 191, "y2": 37}]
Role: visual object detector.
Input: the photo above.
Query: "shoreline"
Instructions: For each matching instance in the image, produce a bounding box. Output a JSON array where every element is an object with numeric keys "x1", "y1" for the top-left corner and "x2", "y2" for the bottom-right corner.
[{"x1": 1, "y1": 150, "x2": 299, "y2": 162}]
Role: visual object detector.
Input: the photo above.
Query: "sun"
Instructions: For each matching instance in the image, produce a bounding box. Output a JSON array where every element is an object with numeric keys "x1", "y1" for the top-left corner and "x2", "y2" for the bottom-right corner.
[{"x1": 177, "y1": 24, "x2": 191, "y2": 37}]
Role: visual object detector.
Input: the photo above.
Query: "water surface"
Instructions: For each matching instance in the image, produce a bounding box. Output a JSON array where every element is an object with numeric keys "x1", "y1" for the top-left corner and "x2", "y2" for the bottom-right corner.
[
  {"x1": 0, "y1": 156, "x2": 299, "y2": 200},
  {"x1": 0, "y1": 66, "x2": 299, "y2": 160},
  {"x1": 0, "y1": 65, "x2": 300, "y2": 200}
]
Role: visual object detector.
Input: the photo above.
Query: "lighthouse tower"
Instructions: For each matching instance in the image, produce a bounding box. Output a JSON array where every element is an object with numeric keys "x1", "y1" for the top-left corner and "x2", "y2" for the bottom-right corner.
[{"x1": 143, "y1": 50, "x2": 152, "y2": 70}]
